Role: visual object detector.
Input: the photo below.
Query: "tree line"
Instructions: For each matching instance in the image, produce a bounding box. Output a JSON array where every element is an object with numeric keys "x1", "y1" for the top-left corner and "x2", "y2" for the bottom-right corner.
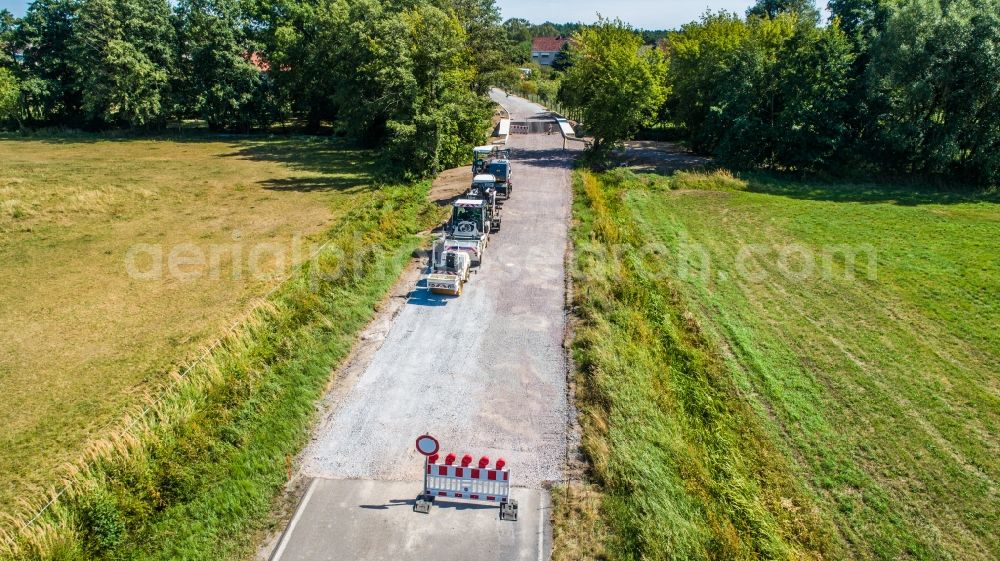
[
  {"x1": 558, "y1": 0, "x2": 1000, "y2": 186},
  {"x1": 0, "y1": 0, "x2": 509, "y2": 175},
  {"x1": 502, "y1": 18, "x2": 668, "y2": 66}
]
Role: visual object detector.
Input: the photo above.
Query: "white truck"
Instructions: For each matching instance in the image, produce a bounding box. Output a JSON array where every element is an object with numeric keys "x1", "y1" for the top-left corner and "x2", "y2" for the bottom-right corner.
[
  {"x1": 469, "y1": 174, "x2": 501, "y2": 231},
  {"x1": 472, "y1": 145, "x2": 494, "y2": 175}
]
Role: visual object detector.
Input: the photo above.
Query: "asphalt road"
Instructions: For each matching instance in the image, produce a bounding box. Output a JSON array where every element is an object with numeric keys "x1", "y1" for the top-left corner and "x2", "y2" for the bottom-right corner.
[
  {"x1": 268, "y1": 91, "x2": 577, "y2": 561},
  {"x1": 269, "y1": 480, "x2": 549, "y2": 561}
]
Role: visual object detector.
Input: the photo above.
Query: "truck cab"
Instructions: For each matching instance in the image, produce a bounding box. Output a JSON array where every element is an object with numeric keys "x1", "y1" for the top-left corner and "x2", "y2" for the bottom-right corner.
[
  {"x1": 485, "y1": 160, "x2": 513, "y2": 199},
  {"x1": 472, "y1": 145, "x2": 494, "y2": 175},
  {"x1": 445, "y1": 199, "x2": 489, "y2": 265},
  {"x1": 468, "y1": 175, "x2": 501, "y2": 231}
]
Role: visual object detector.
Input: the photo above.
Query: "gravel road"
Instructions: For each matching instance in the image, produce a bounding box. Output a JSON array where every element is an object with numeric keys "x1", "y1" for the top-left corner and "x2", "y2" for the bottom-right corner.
[{"x1": 300, "y1": 91, "x2": 578, "y2": 488}]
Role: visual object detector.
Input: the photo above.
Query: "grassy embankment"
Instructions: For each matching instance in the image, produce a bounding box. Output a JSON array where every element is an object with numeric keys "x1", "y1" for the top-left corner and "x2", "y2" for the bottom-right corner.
[
  {"x1": 1, "y1": 136, "x2": 442, "y2": 560},
  {"x1": 559, "y1": 168, "x2": 998, "y2": 560},
  {"x1": 0, "y1": 137, "x2": 373, "y2": 513}
]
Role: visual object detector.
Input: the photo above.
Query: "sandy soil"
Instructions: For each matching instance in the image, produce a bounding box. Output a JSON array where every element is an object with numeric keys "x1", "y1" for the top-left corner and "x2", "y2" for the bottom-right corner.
[{"x1": 429, "y1": 166, "x2": 473, "y2": 205}]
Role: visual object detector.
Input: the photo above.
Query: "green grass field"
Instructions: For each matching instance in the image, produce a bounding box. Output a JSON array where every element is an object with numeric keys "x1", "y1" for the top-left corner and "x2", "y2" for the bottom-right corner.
[
  {"x1": 0, "y1": 135, "x2": 376, "y2": 519},
  {"x1": 567, "y1": 168, "x2": 999, "y2": 560}
]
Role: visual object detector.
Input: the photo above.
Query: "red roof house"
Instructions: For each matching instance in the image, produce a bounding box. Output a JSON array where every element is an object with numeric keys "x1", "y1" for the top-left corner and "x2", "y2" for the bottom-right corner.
[{"x1": 531, "y1": 36, "x2": 569, "y2": 66}]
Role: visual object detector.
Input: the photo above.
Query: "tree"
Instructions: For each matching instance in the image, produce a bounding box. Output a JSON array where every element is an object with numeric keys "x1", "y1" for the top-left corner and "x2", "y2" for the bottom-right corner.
[
  {"x1": 72, "y1": 0, "x2": 174, "y2": 127},
  {"x1": 532, "y1": 22, "x2": 560, "y2": 37},
  {"x1": 175, "y1": 0, "x2": 262, "y2": 131},
  {"x1": 263, "y1": 0, "x2": 351, "y2": 133},
  {"x1": 666, "y1": 12, "x2": 854, "y2": 170},
  {"x1": 334, "y1": 0, "x2": 419, "y2": 141},
  {"x1": 774, "y1": 21, "x2": 855, "y2": 169},
  {"x1": 558, "y1": 19, "x2": 666, "y2": 157},
  {"x1": 503, "y1": 18, "x2": 532, "y2": 44},
  {"x1": 503, "y1": 18, "x2": 532, "y2": 64},
  {"x1": 828, "y1": 0, "x2": 893, "y2": 45},
  {"x1": 449, "y1": 0, "x2": 507, "y2": 95},
  {"x1": 0, "y1": 9, "x2": 16, "y2": 68},
  {"x1": 709, "y1": 15, "x2": 797, "y2": 167},
  {"x1": 386, "y1": 3, "x2": 489, "y2": 174},
  {"x1": 868, "y1": 0, "x2": 1000, "y2": 184},
  {"x1": 15, "y1": 0, "x2": 81, "y2": 124},
  {"x1": 0, "y1": 67, "x2": 18, "y2": 123},
  {"x1": 2, "y1": 0, "x2": 502, "y2": 176},
  {"x1": 551, "y1": 41, "x2": 573, "y2": 71},
  {"x1": 746, "y1": 0, "x2": 820, "y2": 21},
  {"x1": 664, "y1": 12, "x2": 749, "y2": 152}
]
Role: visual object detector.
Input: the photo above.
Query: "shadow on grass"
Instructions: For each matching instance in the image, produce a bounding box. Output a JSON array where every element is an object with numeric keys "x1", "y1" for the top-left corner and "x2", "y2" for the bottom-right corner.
[
  {"x1": 615, "y1": 141, "x2": 714, "y2": 175},
  {"x1": 745, "y1": 173, "x2": 1000, "y2": 206},
  {"x1": 221, "y1": 138, "x2": 380, "y2": 193},
  {"x1": 257, "y1": 176, "x2": 370, "y2": 193},
  {"x1": 0, "y1": 128, "x2": 268, "y2": 144},
  {"x1": 0, "y1": 130, "x2": 385, "y2": 193}
]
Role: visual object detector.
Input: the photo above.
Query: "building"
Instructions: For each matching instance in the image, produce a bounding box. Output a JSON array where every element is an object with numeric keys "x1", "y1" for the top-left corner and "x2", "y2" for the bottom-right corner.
[
  {"x1": 245, "y1": 52, "x2": 270, "y2": 72},
  {"x1": 531, "y1": 36, "x2": 569, "y2": 66}
]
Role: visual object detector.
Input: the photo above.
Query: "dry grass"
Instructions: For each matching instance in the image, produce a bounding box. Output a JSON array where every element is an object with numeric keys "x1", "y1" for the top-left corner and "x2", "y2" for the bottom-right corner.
[
  {"x1": 0, "y1": 135, "x2": 374, "y2": 515},
  {"x1": 551, "y1": 483, "x2": 609, "y2": 561}
]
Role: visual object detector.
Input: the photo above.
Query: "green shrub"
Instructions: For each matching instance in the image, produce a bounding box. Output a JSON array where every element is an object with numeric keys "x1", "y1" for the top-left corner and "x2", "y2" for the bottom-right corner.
[
  {"x1": 0, "y1": 68, "x2": 18, "y2": 125},
  {"x1": 78, "y1": 491, "x2": 125, "y2": 557}
]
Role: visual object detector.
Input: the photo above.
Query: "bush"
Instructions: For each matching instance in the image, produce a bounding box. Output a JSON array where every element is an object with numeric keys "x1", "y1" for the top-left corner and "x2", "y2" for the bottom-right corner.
[
  {"x1": 78, "y1": 491, "x2": 125, "y2": 556},
  {"x1": 0, "y1": 67, "x2": 18, "y2": 125}
]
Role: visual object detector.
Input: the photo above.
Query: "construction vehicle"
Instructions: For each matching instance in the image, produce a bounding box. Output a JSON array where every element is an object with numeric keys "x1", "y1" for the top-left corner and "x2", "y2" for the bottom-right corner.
[
  {"x1": 443, "y1": 198, "x2": 490, "y2": 266},
  {"x1": 484, "y1": 158, "x2": 513, "y2": 199},
  {"x1": 472, "y1": 145, "x2": 494, "y2": 175},
  {"x1": 472, "y1": 145, "x2": 513, "y2": 179},
  {"x1": 425, "y1": 198, "x2": 490, "y2": 296},
  {"x1": 469, "y1": 174, "x2": 501, "y2": 231},
  {"x1": 427, "y1": 240, "x2": 472, "y2": 296}
]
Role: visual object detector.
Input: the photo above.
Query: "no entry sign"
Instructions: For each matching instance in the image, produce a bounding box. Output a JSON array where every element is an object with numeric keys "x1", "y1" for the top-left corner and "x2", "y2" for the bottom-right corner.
[{"x1": 415, "y1": 434, "x2": 439, "y2": 456}]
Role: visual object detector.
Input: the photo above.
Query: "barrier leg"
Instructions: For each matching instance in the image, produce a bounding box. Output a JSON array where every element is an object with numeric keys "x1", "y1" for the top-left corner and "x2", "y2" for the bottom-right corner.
[
  {"x1": 414, "y1": 493, "x2": 434, "y2": 514},
  {"x1": 499, "y1": 498, "x2": 518, "y2": 521}
]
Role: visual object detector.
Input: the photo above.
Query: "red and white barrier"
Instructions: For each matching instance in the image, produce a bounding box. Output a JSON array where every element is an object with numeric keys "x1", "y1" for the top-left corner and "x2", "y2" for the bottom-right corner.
[
  {"x1": 424, "y1": 454, "x2": 510, "y2": 502},
  {"x1": 413, "y1": 436, "x2": 518, "y2": 520}
]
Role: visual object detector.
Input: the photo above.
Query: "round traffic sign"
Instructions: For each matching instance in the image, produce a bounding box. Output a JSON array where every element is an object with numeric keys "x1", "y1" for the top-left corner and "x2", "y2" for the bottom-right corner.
[{"x1": 415, "y1": 434, "x2": 439, "y2": 456}]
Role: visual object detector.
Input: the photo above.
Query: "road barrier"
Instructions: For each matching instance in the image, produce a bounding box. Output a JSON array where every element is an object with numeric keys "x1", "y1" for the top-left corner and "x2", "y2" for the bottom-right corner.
[
  {"x1": 510, "y1": 123, "x2": 530, "y2": 134},
  {"x1": 413, "y1": 435, "x2": 518, "y2": 520}
]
